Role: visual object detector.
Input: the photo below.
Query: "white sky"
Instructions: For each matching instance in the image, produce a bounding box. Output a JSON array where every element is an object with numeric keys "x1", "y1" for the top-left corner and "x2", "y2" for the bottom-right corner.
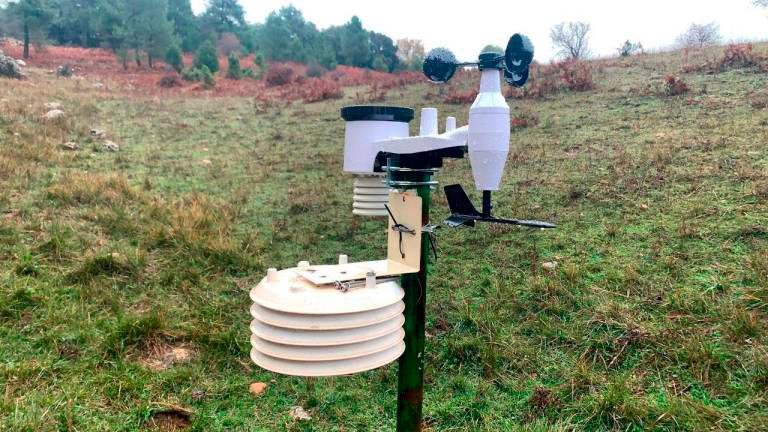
[{"x1": 192, "y1": 0, "x2": 768, "y2": 61}]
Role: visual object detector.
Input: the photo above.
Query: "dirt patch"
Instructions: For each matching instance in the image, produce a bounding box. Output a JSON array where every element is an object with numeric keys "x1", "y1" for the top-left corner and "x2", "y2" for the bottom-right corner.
[
  {"x1": 137, "y1": 342, "x2": 195, "y2": 371},
  {"x1": 145, "y1": 410, "x2": 191, "y2": 431}
]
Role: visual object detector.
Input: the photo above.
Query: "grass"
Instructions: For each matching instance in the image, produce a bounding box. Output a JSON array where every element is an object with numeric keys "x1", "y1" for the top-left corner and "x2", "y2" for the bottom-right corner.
[{"x1": 0, "y1": 44, "x2": 767, "y2": 431}]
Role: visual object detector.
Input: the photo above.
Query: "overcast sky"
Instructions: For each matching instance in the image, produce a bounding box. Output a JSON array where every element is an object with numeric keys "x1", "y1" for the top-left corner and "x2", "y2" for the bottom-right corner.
[{"x1": 191, "y1": 0, "x2": 767, "y2": 61}]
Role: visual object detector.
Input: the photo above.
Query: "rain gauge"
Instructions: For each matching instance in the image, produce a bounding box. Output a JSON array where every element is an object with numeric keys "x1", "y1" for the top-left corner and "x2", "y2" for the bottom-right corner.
[{"x1": 249, "y1": 33, "x2": 555, "y2": 431}]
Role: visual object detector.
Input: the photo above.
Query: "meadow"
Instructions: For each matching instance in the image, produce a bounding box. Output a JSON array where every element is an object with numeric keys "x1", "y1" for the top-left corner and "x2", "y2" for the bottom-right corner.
[{"x1": 1, "y1": 42, "x2": 767, "y2": 431}]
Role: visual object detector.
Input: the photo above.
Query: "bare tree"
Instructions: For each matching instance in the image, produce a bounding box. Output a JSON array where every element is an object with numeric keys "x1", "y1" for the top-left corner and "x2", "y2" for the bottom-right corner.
[
  {"x1": 550, "y1": 22, "x2": 591, "y2": 60},
  {"x1": 676, "y1": 22, "x2": 721, "y2": 49}
]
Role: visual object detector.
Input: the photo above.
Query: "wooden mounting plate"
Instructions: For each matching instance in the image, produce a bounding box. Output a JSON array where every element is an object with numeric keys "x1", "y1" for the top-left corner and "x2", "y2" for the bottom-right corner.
[{"x1": 295, "y1": 192, "x2": 421, "y2": 285}]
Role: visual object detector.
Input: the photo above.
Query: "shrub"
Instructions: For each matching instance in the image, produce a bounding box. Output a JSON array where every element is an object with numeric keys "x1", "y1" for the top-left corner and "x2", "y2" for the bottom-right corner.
[
  {"x1": 57, "y1": 65, "x2": 73, "y2": 78},
  {"x1": 617, "y1": 40, "x2": 643, "y2": 57},
  {"x1": 165, "y1": 44, "x2": 183, "y2": 73},
  {"x1": 302, "y1": 78, "x2": 344, "y2": 103},
  {"x1": 226, "y1": 53, "x2": 242, "y2": 80},
  {"x1": 353, "y1": 83, "x2": 387, "y2": 104},
  {"x1": 718, "y1": 44, "x2": 759, "y2": 70},
  {"x1": 662, "y1": 75, "x2": 689, "y2": 96},
  {"x1": 444, "y1": 89, "x2": 478, "y2": 104},
  {"x1": 199, "y1": 65, "x2": 215, "y2": 89},
  {"x1": 254, "y1": 53, "x2": 265, "y2": 69},
  {"x1": 158, "y1": 74, "x2": 182, "y2": 88},
  {"x1": 554, "y1": 60, "x2": 594, "y2": 92},
  {"x1": 265, "y1": 64, "x2": 295, "y2": 87},
  {"x1": 195, "y1": 41, "x2": 219, "y2": 74},
  {"x1": 181, "y1": 67, "x2": 204, "y2": 82},
  {"x1": 305, "y1": 62, "x2": 326, "y2": 78}
]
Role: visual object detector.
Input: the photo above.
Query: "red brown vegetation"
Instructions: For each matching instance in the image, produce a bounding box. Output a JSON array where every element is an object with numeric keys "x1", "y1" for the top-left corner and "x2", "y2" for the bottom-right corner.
[
  {"x1": 682, "y1": 43, "x2": 765, "y2": 74},
  {"x1": 505, "y1": 60, "x2": 594, "y2": 99},
  {"x1": 0, "y1": 41, "x2": 421, "y2": 102},
  {"x1": 662, "y1": 75, "x2": 689, "y2": 96}
]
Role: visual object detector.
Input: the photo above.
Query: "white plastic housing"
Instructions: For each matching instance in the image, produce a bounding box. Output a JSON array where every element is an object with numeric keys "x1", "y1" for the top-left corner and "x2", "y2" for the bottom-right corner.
[
  {"x1": 343, "y1": 120, "x2": 409, "y2": 175},
  {"x1": 468, "y1": 69, "x2": 510, "y2": 191}
]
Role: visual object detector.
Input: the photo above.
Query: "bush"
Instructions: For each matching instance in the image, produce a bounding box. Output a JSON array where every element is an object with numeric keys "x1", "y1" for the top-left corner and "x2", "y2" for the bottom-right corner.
[
  {"x1": 719, "y1": 44, "x2": 759, "y2": 70},
  {"x1": 617, "y1": 40, "x2": 643, "y2": 57},
  {"x1": 265, "y1": 64, "x2": 295, "y2": 87},
  {"x1": 165, "y1": 44, "x2": 183, "y2": 73},
  {"x1": 57, "y1": 65, "x2": 73, "y2": 78},
  {"x1": 302, "y1": 78, "x2": 344, "y2": 103},
  {"x1": 305, "y1": 62, "x2": 326, "y2": 78},
  {"x1": 554, "y1": 60, "x2": 594, "y2": 92},
  {"x1": 181, "y1": 67, "x2": 204, "y2": 82},
  {"x1": 158, "y1": 74, "x2": 182, "y2": 88},
  {"x1": 195, "y1": 40, "x2": 219, "y2": 74},
  {"x1": 444, "y1": 89, "x2": 478, "y2": 104},
  {"x1": 199, "y1": 65, "x2": 216, "y2": 89},
  {"x1": 226, "y1": 53, "x2": 242, "y2": 80},
  {"x1": 662, "y1": 75, "x2": 689, "y2": 96}
]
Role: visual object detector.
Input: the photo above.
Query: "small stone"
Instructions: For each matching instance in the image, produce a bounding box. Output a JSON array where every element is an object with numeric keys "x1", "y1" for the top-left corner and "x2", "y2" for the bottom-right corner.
[
  {"x1": 101, "y1": 140, "x2": 119, "y2": 152},
  {"x1": 90, "y1": 128, "x2": 105, "y2": 137},
  {"x1": 43, "y1": 109, "x2": 65, "y2": 120},
  {"x1": 45, "y1": 102, "x2": 62, "y2": 110},
  {"x1": 61, "y1": 142, "x2": 79, "y2": 151},
  {"x1": 639, "y1": 204, "x2": 649, "y2": 210},
  {"x1": 542, "y1": 261, "x2": 559, "y2": 271},
  {"x1": 289, "y1": 406, "x2": 311, "y2": 421},
  {"x1": 249, "y1": 382, "x2": 268, "y2": 396},
  {"x1": 200, "y1": 159, "x2": 212, "y2": 165}
]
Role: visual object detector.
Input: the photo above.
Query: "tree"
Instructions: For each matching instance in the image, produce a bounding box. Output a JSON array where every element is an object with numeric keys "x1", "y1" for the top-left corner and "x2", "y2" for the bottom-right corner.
[
  {"x1": 195, "y1": 39, "x2": 219, "y2": 73},
  {"x1": 117, "y1": 0, "x2": 174, "y2": 68},
  {"x1": 340, "y1": 16, "x2": 370, "y2": 67},
  {"x1": 8, "y1": 0, "x2": 53, "y2": 59},
  {"x1": 550, "y1": 22, "x2": 590, "y2": 59},
  {"x1": 396, "y1": 38, "x2": 425, "y2": 71},
  {"x1": 226, "y1": 52, "x2": 241, "y2": 79},
  {"x1": 617, "y1": 40, "x2": 643, "y2": 57},
  {"x1": 167, "y1": 0, "x2": 199, "y2": 52},
  {"x1": 755, "y1": 0, "x2": 768, "y2": 6},
  {"x1": 203, "y1": 0, "x2": 245, "y2": 36},
  {"x1": 256, "y1": 5, "x2": 320, "y2": 63},
  {"x1": 165, "y1": 42, "x2": 183, "y2": 72},
  {"x1": 369, "y1": 31, "x2": 398, "y2": 71},
  {"x1": 480, "y1": 44, "x2": 503, "y2": 55},
  {"x1": 676, "y1": 22, "x2": 721, "y2": 49}
]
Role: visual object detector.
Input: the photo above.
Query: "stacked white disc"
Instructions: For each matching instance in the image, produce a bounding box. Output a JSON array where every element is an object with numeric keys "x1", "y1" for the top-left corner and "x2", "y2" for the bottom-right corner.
[
  {"x1": 352, "y1": 175, "x2": 391, "y2": 217},
  {"x1": 249, "y1": 266, "x2": 405, "y2": 377}
]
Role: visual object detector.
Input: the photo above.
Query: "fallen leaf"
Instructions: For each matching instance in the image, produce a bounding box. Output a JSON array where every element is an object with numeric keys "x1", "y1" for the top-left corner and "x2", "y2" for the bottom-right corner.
[{"x1": 249, "y1": 382, "x2": 267, "y2": 396}]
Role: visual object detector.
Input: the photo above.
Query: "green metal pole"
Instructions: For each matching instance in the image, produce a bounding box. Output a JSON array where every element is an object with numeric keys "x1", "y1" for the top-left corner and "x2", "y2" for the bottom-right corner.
[{"x1": 396, "y1": 171, "x2": 431, "y2": 432}]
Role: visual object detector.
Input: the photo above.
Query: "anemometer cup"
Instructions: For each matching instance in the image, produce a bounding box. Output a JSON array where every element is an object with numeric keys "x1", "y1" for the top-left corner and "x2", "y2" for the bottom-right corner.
[{"x1": 422, "y1": 48, "x2": 458, "y2": 83}]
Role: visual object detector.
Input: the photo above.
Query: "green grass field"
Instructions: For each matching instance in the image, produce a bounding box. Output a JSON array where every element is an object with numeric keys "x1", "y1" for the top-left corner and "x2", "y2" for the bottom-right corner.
[{"x1": 1, "y1": 46, "x2": 767, "y2": 431}]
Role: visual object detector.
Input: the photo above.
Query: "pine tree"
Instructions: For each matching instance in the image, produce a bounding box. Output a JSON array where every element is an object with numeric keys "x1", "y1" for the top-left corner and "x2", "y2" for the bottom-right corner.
[
  {"x1": 8, "y1": 0, "x2": 53, "y2": 59},
  {"x1": 195, "y1": 40, "x2": 219, "y2": 73}
]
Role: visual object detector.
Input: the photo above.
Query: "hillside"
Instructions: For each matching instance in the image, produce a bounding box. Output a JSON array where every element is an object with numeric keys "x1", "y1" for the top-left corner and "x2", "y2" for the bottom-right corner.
[{"x1": 0, "y1": 42, "x2": 767, "y2": 431}]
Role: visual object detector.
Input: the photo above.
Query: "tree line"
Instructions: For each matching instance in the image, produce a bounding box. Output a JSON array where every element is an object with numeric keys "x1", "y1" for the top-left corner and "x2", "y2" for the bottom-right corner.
[{"x1": 0, "y1": 0, "x2": 425, "y2": 72}]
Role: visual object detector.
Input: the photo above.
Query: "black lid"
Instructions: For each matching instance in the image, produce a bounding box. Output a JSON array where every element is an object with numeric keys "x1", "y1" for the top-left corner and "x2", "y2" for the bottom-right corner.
[{"x1": 340, "y1": 105, "x2": 415, "y2": 123}]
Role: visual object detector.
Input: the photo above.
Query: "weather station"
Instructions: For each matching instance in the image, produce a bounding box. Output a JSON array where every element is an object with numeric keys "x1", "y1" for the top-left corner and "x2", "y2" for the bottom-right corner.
[{"x1": 249, "y1": 33, "x2": 555, "y2": 431}]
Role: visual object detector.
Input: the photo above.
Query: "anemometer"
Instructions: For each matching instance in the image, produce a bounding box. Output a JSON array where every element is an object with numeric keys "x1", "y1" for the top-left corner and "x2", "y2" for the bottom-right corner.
[{"x1": 249, "y1": 33, "x2": 554, "y2": 431}]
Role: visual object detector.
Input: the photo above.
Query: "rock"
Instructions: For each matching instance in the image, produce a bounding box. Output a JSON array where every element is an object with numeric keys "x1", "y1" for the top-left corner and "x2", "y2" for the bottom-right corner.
[
  {"x1": 90, "y1": 128, "x2": 105, "y2": 137},
  {"x1": 101, "y1": 140, "x2": 119, "y2": 152},
  {"x1": 43, "y1": 109, "x2": 65, "y2": 121},
  {"x1": 61, "y1": 142, "x2": 79, "y2": 151},
  {"x1": 15, "y1": 59, "x2": 26, "y2": 67},
  {"x1": 93, "y1": 82, "x2": 105, "y2": 89},
  {"x1": 45, "y1": 102, "x2": 63, "y2": 110},
  {"x1": 200, "y1": 159, "x2": 212, "y2": 166},
  {"x1": 542, "y1": 261, "x2": 559, "y2": 271},
  {"x1": 289, "y1": 406, "x2": 311, "y2": 421},
  {"x1": 0, "y1": 51, "x2": 24, "y2": 79},
  {"x1": 249, "y1": 382, "x2": 268, "y2": 396}
]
